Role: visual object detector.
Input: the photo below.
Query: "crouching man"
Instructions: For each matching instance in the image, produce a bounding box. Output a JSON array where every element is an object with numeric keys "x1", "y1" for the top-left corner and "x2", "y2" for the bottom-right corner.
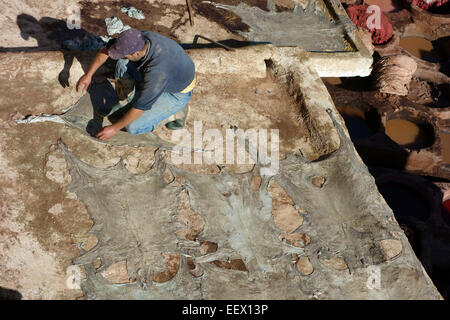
[{"x1": 76, "y1": 28, "x2": 196, "y2": 141}]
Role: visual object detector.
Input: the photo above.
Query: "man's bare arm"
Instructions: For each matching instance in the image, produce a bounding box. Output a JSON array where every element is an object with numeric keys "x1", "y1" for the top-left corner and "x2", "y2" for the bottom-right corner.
[
  {"x1": 96, "y1": 107, "x2": 144, "y2": 141},
  {"x1": 76, "y1": 47, "x2": 110, "y2": 93},
  {"x1": 111, "y1": 107, "x2": 144, "y2": 131}
]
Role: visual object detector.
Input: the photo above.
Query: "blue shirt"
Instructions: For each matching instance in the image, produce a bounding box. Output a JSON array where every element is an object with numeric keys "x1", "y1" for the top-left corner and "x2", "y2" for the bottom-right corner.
[{"x1": 110, "y1": 31, "x2": 196, "y2": 111}]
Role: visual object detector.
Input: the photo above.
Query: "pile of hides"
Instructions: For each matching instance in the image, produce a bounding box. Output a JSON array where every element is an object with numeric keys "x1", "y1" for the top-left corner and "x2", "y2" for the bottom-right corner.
[
  {"x1": 413, "y1": 0, "x2": 448, "y2": 10},
  {"x1": 105, "y1": 17, "x2": 131, "y2": 36},
  {"x1": 372, "y1": 55, "x2": 418, "y2": 96}
]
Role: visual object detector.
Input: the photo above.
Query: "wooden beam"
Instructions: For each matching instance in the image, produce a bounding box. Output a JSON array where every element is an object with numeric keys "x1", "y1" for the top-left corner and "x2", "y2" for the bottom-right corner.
[{"x1": 186, "y1": 0, "x2": 194, "y2": 26}]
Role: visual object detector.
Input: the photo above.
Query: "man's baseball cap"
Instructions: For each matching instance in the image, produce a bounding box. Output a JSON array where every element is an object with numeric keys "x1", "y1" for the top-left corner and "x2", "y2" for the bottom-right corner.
[{"x1": 108, "y1": 28, "x2": 145, "y2": 60}]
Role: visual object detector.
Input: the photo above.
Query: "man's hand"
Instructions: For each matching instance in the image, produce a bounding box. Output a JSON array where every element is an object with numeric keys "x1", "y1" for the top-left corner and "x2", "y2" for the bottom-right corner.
[
  {"x1": 76, "y1": 74, "x2": 92, "y2": 93},
  {"x1": 96, "y1": 125, "x2": 119, "y2": 141}
]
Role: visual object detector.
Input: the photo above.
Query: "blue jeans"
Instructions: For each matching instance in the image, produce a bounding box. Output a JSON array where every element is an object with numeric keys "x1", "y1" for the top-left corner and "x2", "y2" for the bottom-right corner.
[{"x1": 114, "y1": 58, "x2": 193, "y2": 134}]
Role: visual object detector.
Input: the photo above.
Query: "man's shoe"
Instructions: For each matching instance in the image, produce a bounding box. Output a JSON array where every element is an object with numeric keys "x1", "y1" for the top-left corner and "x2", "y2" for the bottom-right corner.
[{"x1": 166, "y1": 104, "x2": 190, "y2": 130}]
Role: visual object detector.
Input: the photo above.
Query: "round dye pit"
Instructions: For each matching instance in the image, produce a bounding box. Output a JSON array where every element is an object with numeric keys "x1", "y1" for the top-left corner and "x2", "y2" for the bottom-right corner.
[
  {"x1": 385, "y1": 118, "x2": 434, "y2": 149},
  {"x1": 337, "y1": 106, "x2": 378, "y2": 140},
  {"x1": 378, "y1": 181, "x2": 430, "y2": 221},
  {"x1": 399, "y1": 37, "x2": 440, "y2": 63}
]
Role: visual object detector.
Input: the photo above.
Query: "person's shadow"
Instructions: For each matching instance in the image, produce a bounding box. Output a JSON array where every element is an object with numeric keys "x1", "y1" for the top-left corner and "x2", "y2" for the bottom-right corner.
[
  {"x1": 5, "y1": 14, "x2": 120, "y2": 137},
  {"x1": 12, "y1": 14, "x2": 116, "y2": 88},
  {"x1": 0, "y1": 286, "x2": 22, "y2": 300}
]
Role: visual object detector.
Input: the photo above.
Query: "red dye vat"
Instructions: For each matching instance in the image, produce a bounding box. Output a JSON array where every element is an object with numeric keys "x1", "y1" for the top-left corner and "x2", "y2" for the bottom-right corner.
[
  {"x1": 346, "y1": 4, "x2": 394, "y2": 45},
  {"x1": 413, "y1": 0, "x2": 448, "y2": 11}
]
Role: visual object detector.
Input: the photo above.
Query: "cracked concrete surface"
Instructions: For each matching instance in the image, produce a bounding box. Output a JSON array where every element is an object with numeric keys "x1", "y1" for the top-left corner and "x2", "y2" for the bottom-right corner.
[{"x1": 55, "y1": 107, "x2": 440, "y2": 299}]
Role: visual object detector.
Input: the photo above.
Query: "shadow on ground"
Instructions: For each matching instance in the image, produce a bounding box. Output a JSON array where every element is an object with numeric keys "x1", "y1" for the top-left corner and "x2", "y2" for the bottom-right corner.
[{"x1": 0, "y1": 287, "x2": 22, "y2": 300}]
